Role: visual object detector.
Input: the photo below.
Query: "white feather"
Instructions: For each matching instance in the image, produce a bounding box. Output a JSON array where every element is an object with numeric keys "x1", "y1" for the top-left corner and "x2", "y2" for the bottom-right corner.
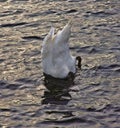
[{"x1": 41, "y1": 21, "x2": 76, "y2": 78}]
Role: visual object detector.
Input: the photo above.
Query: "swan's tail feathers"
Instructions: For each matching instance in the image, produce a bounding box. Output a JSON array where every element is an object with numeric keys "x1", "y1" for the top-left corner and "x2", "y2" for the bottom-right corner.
[
  {"x1": 57, "y1": 20, "x2": 72, "y2": 43},
  {"x1": 49, "y1": 27, "x2": 54, "y2": 37},
  {"x1": 63, "y1": 18, "x2": 73, "y2": 30},
  {"x1": 43, "y1": 27, "x2": 55, "y2": 43}
]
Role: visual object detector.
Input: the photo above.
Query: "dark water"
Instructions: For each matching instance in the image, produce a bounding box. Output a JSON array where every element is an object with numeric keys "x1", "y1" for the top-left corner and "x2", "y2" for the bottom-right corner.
[{"x1": 0, "y1": 0, "x2": 120, "y2": 128}]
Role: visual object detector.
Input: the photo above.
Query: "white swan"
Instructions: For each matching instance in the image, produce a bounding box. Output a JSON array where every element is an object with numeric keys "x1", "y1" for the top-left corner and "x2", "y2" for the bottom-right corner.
[{"x1": 41, "y1": 21, "x2": 81, "y2": 78}]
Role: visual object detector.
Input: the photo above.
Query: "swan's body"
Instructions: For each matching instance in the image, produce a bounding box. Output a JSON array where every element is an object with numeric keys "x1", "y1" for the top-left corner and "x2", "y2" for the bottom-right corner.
[{"x1": 41, "y1": 21, "x2": 76, "y2": 78}]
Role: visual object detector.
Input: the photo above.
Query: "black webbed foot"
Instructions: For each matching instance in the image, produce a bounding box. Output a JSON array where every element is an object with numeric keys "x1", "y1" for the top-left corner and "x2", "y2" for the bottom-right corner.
[{"x1": 76, "y1": 56, "x2": 82, "y2": 69}]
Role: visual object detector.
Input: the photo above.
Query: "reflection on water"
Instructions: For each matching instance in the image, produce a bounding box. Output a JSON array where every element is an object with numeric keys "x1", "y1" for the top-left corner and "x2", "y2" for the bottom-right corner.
[
  {"x1": 0, "y1": 0, "x2": 120, "y2": 128},
  {"x1": 42, "y1": 88, "x2": 71, "y2": 105},
  {"x1": 42, "y1": 73, "x2": 74, "y2": 105}
]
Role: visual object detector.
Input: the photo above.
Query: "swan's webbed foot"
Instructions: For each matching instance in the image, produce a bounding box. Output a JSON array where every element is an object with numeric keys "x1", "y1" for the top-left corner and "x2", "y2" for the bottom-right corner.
[{"x1": 76, "y1": 56, "x2": 82, "y2": 69}]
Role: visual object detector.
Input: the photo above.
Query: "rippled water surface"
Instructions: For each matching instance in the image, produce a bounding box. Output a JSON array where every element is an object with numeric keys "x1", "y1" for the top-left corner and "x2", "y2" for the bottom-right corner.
[{"x1": 0, "y1": 0, "x2": 120, "y2": 128}]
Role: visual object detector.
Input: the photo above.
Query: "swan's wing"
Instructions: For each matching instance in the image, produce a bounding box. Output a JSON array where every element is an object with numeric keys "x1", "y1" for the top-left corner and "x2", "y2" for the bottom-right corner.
[
  {"x1": 55, "y1": 20, "x2": 72, "y2": 44},
  {"x1": 49, "y1": 27, "x2": 54, "y2": 37},
  {"x1": 43, "y1": 27, "x2": 54, "y2": 44},
  {"x1": 41, "y1": 27, "x2": 55, "y2": 57}
]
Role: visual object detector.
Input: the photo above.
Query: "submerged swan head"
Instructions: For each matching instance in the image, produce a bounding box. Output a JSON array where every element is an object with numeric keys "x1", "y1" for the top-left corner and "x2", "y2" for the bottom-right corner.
[{"x1": 41, "y1": 20, "x2": 81, "y2": 79}]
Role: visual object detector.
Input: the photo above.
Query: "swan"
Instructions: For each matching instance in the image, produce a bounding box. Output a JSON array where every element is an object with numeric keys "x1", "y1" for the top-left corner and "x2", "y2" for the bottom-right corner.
[{"x1": 41, "y1": 20, "x2": 81, "y2": 79}]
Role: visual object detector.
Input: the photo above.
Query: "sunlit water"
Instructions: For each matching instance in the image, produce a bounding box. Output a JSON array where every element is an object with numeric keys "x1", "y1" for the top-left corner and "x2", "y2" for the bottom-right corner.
[{"x1": 0, "y1": 0, "x2": 120, "y2": 128}]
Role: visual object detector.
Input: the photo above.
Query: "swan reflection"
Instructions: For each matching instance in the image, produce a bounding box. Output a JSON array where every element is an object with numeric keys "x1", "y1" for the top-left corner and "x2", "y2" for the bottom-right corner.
[{"x1": 42, "y1": 73, "x2": 75, "y2": 105}]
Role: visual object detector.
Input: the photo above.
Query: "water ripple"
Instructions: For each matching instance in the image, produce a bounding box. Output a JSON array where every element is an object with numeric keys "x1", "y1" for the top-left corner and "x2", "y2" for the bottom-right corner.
[
  {"x1": 0, "y1": 22, "x2": 27, "y2": 27},
  {"x1": 0, "y1": 0, "x2": 120, "y2": 128}
]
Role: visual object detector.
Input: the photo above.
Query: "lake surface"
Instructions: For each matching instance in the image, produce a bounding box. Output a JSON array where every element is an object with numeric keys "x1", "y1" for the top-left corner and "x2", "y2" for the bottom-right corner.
[{"x1": 0, "y1": 0, "x2": 120, "y2": 128}]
